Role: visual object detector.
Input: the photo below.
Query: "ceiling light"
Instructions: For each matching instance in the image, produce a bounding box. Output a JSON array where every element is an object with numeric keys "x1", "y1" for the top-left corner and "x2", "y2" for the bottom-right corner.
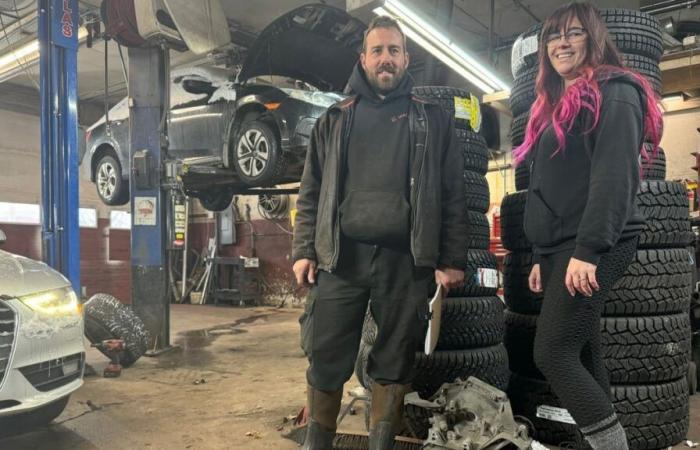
[
  {"x1": 0, "y1": 27, "x2": 89, "y2": 81},
  {"x1": 373, "y1": 0, "x2": 510, "y2": 93}
]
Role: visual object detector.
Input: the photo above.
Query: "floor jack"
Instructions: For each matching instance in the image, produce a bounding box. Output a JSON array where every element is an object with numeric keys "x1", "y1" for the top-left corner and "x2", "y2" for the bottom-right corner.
[{"x1": 91, "y1": 340, "x2": 126, "y2": 378}]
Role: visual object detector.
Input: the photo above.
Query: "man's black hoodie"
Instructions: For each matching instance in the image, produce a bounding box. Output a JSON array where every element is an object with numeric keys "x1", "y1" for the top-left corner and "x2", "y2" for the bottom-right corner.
[
  {"x1": 338, "y1": 63, "x2": 415, "y2": 246},
  {"x1": 523, "y1": 74, "x2": 648, "y2": 265}
]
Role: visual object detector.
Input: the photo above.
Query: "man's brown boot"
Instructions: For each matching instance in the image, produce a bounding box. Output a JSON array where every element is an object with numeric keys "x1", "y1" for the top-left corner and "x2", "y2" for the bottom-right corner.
[
  {"x1": 368, "y1": 383, "x2": 411, "y2": 450},
  {"x1": 302, "y1": 385, "x2": 343, "y2": 450}
]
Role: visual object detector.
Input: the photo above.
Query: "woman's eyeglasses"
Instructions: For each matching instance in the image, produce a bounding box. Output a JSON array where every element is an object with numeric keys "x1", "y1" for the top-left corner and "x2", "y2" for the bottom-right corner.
[{"x1": 545, "y1": 28, "x2": 587, "y2": 46}]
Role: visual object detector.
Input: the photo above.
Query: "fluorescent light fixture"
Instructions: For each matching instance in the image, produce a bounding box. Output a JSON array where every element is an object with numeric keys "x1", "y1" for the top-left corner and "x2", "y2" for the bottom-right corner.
[
  {"x1": 0, "y1": 27, "x2": 88, "y2": 81},
  {"x1": 374, "y1": 0, "x2": 510, "y2": 94}
]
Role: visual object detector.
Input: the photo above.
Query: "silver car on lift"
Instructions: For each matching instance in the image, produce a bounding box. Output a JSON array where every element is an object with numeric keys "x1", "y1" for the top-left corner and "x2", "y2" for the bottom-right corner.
[{"x1": 0, "y1": 229, "x2": 85, "y2": 436}]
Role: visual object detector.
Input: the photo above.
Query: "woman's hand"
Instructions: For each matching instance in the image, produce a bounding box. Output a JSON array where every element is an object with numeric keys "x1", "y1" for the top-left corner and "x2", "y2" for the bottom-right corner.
[
  {"x1": 565, "y1": 257, "x2": 599, "y2": 297},
  {"x1": 528, "y1": 264, "x2": 542, "y2": 293}
]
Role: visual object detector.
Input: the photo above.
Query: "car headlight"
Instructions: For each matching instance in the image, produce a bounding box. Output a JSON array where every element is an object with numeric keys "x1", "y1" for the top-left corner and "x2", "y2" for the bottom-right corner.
[{"x1": 19, "y1": 287, "x2": 81, "y2": 316}]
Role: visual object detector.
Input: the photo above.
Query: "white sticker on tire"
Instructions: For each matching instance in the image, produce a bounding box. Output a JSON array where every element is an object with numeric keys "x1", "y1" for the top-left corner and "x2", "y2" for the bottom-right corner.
[
  {"x1": 477, "y1": 268, "x2": 499, "y2": 288},
  {"x1": 511, "y1": 34, "x2": 539, "y2": 77},
  {"x1": 536, "y1": 405, "x2": 577, "y2": 424}
]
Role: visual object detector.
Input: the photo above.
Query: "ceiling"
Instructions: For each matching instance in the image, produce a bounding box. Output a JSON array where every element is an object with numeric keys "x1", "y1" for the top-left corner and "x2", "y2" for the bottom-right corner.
[{"x1": 0, "y1": 0, "x2": 695, "y2": 117}]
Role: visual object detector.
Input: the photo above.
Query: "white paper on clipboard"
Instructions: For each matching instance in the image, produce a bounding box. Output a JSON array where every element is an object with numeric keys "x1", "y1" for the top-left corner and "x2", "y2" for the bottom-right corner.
[{"x1": 424, "y1": 284, "x2": 445, "y2": 355}]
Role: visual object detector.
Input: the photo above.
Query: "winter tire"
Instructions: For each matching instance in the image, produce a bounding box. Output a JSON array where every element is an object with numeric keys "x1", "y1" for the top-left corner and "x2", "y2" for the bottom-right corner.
[
  {"x1": 411, "y1": 344, "x2": 510, "y2": 399},
  {"x1": 457, "y1": 129, "x2": 488, "y2": 175},
  {"x1": 436, "y1": 296, "x2": 504, "y2": 350},
  {"x1": 449, "y1": 249, "x2": 498, "y2": 297},
  {"x1": 464, "y1": 170, "x2": 490, "y2": 213},
  {"x1": 466, "y1": 211, "x2": 490, "y2": 250},
  {"x1": 412, "y1": 86, "x2": 479, "y2": 131},
  {"x1": 501, "y1": 191, "x2": 530, "y2": 252},
  {"x1": 84, "y1": 293, "x2": 150, "y2": 367},
  {"x1": 504, "y1": 252, "x2": 543, "y2": 314}
]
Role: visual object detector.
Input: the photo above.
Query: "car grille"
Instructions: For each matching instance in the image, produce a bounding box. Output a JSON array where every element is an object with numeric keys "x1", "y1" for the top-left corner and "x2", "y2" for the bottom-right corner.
[
  {"x1": 0, "y1": 299, "x2": 16, "y2": 388},
  {"x1": 19, "y1": 352, "x2": 84, "y2": 392}
]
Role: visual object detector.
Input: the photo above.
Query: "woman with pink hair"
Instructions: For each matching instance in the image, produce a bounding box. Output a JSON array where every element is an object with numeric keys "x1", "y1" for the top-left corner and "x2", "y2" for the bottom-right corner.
[{"x1": 515, "y1": 2, "x2": 663, "y2": 449}]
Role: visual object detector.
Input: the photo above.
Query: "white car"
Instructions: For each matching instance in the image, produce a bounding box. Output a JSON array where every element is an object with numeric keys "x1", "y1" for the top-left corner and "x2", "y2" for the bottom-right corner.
[{"x1": 0, "y1": 229, "x2": 85, "y2": 435}]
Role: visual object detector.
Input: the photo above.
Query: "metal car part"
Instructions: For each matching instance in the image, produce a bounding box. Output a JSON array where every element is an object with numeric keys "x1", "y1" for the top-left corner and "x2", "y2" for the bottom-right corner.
[{"x1": 405, "y1": 377, "x2": 533, "y2": 450}]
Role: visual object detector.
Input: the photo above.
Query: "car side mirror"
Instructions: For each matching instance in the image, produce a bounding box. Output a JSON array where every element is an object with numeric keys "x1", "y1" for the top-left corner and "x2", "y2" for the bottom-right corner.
[
  {"x1": 182, "y1": 79, "x2": 216, "y2": 96},
  {"x1": 0, "y1": 229, "x2": 6, "y2": 246}
]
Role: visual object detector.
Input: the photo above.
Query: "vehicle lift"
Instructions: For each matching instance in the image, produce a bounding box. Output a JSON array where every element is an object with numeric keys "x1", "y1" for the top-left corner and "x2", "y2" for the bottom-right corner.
[{"x1": 41, "y1": 0, "x2": 297, "y2": 355}]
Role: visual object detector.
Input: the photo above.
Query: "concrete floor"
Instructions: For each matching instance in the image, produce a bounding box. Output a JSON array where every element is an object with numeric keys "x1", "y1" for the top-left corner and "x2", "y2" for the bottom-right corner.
[{"x1": 0, "y1": 304, "x2": 698, "y2": 450}]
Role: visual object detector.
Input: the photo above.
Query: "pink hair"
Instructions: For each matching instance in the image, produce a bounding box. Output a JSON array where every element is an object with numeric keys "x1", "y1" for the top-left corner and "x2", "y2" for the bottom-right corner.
[{"x1": 513, "y1": 65, "x2": 663, "y2": 172}]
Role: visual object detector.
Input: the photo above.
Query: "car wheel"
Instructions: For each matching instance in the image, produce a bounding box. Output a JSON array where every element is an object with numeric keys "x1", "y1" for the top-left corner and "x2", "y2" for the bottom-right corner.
[
  {"x1": 0, "y1": 395, "x2": 71, "y2": 438},
  {"x1": 84, "y1": 293, "x2": 149, "y2": 367},
  {"x1": 95, "y1": 154, "x2": 129, "y2": 205},
  {"x1": 233, "y1": 120, "x2": 286, "y2": 186},
  {"x1": 199, "y1": 190, "x2": 233, "y2": 212}
]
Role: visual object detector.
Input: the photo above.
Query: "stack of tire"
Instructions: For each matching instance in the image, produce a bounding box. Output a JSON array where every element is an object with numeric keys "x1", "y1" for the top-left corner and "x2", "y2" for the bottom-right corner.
[
  {"x1": 503, "y1": 11, "x2": 694, "y2": 448},
  {"x1": 353, "y1": 86, "x2": 509, "y2": 439}
]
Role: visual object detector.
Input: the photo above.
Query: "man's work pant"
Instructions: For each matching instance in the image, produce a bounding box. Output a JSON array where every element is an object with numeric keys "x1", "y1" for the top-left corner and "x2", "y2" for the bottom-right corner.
[{"x1": 301, "y1": 237, "x2": 432, "y2": 392}]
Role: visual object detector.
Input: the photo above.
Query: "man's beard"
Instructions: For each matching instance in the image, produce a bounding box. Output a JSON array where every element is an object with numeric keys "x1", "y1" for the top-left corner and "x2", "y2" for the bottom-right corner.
[{"x1": 366, "y1": 64, "x2": 405, "y2": 95}]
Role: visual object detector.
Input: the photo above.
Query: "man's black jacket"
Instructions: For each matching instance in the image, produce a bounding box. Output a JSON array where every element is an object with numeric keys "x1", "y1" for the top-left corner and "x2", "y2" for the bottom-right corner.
[{"x1": 292, "y1": 91, "x2": 468, "y2": 271}]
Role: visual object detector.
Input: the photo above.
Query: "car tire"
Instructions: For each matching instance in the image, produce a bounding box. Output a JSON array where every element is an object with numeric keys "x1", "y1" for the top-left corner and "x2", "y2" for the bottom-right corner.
[
  {"x1": 514, "y1": 158, "x2": 531, "y2": 190},
  {"x1": 84, "y1": 293, "x2": 150, "y2": 367},
  {"x1": 510, "y1": 112, "x2": 529, "y2": 148},
  {"x1": 0, "y1": 395, "x2": 70, "y2": 438},
  {"x1": 464, "y1": 170, "x2": 490, "y2": 213},
  {"x1": 607, "y1": 248, "x2": 693, "y2": 316},
  {"x1": 642, "y1": 144, "x2": 666, "y2": 180},
  {"x1": 457, "y1": 129, "x2": 489, "y2": 175},
  {"x1": 509, "y1": 67, "x2": 537, "y2": 118},
  {"x1": 411, "y1": 344, "x2": 510, "y2": 399},
  {"x1": 637, "y1": 181, "x2": 693, "y2": 249},
  {"x1": 232, "y1": 120, "x2": 286, "y2": 186},
  {"x1": 501, "y1": 191, "x2": 530, "y2": 252},
  {"x1": 95, "y1": 154, "x2": 129, "y2": 206},
  {"x1": 411, "y1": 86, "x2": 479, "y2": 131},
  {"x1": 198, "y1": 190, "x2": 233, "y2": 212},
  {"x1": 466, "y1": 211, "x2": 490, "y2": 250},
  {"x1": 504, "y1": 252, "x2": 543, "y2": 314},
  {"x1": 450, "y1": 249, "x2": 499, "y2": 297}
]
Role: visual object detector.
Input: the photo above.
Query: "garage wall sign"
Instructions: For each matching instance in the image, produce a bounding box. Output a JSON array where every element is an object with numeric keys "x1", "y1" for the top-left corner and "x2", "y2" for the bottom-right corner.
[
  {"x1": 52, "y1": 0, "x2": 79, "y2": 49},
  {"x1": 134, "y1": 197, "x2": 157, "y2": 226}
]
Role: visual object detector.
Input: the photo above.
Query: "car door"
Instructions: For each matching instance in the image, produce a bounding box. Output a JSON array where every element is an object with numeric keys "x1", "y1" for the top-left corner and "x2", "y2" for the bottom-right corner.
[{"x1": 168, "y1": 76, "x2": 227, "y2": 160}]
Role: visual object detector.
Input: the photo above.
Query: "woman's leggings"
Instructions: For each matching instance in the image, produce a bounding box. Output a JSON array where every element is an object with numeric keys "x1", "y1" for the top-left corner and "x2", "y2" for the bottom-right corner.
[{"x1": 533, "y1": 238, "x2": 637, "y2": 444}]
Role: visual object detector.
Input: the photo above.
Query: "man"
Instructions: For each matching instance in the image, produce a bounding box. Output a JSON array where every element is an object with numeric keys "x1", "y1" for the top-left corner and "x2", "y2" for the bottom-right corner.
[{"x1": 292, "y1": 16, "x2": 468, "y2": 450}]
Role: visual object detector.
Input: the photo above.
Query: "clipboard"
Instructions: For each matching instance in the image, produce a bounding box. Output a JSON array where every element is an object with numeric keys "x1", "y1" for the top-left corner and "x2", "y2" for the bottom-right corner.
[{"x1": 424, "y1": 284, "x2": 445, "y2": 355}]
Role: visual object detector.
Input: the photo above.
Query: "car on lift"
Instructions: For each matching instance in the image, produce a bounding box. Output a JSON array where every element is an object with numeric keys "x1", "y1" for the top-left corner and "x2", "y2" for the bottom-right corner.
[
  {"x1": 83, "y1": 4, "x2": 365, "y2": 210},
  {"x1": 0, "y1": 229, "x2": 85, "y2": 436}
]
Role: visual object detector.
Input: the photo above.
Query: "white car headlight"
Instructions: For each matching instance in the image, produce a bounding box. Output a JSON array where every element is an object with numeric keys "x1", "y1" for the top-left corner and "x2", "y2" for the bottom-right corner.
[{"x1": 19, "y1": 287, "x2": 81, "y2": 316}]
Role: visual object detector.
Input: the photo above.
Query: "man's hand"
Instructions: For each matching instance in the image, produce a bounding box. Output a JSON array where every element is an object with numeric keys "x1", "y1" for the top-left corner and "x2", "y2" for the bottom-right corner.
[
  {"x1": 528, "y1": 264, "x2": 542, "y2": 293},
  {"x1": 435, "y1": 266, "x2": 465, "y2": 293},
  {"x1": 293, "y1": 258, "x2": 317, "y2": 287},
  {"x1": 565, "y1": 257, "x2": 599, "y2": 297}
]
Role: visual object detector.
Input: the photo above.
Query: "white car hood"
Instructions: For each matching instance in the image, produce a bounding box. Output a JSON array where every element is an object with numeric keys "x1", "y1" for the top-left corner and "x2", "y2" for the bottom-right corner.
[{"x1": 0, "y1": 250, "x2": 70, "y2": 298}]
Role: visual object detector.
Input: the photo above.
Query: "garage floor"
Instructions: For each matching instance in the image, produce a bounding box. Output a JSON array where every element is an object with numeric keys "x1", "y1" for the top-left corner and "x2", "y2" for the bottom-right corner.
[{"x1": 0, "y1": 304, "x2": 698, "y2": 450}]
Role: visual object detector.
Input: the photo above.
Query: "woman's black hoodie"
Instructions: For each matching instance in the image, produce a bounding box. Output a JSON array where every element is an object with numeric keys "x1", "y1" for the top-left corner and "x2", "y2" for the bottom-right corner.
[{"x1": 523, "y1": 74, "x2": 648, "y2": 265}]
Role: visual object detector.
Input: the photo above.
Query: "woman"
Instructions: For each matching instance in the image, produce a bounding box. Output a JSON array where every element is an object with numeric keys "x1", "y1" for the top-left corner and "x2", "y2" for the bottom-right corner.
[{"x1": 513, "y1": 2, "x2": 663, "y2": 449}]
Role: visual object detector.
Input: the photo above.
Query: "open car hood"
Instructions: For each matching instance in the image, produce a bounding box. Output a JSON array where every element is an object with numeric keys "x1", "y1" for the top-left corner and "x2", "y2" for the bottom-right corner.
[{"x1": 237, "y1": 4, "x2": 366, "y2": 92}]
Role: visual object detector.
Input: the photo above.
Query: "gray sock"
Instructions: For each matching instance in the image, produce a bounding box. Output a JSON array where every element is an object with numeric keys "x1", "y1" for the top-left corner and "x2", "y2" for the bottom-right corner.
[{"x1": 583, "y1": 421, "x2": 629, "y2": 450}]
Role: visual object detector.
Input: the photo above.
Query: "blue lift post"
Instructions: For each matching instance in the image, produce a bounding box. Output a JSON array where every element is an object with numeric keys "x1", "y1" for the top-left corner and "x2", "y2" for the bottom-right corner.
[
  {"x1": 39, "y1": 0, "x2": 80, "y2": 293},
  {"x1": 128, "y1": 46, "x2": 172, "y2": 353}
]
